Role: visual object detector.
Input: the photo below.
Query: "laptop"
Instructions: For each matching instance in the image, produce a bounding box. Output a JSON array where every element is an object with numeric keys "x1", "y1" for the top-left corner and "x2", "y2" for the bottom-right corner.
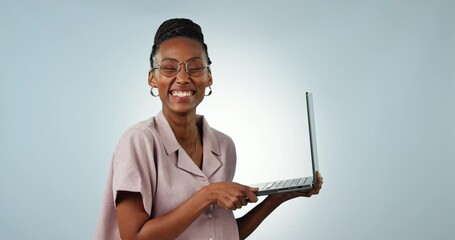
[{"x1": 252, "y1": 92, "x2": 319, "y2": 196}]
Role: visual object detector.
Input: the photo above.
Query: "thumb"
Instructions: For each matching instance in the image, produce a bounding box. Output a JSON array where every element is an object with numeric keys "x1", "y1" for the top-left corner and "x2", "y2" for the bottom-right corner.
[{"x1": 248, "y1": 186, "x2": 259, "y2": 192}]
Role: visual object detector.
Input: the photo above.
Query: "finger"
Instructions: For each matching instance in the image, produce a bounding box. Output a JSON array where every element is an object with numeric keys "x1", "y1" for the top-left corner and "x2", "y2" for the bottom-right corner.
[
  {"x1": 238, "y1": 196, "x2": 247, "y2": 206},
  {"x1": 318, "y1": 172, "x2": 323, "y2": 182},
  {"x1": 224, "y1": 201, "x2": 237, "y2": 211},
  {"x1": 234, "y1": 200, "x2": 242, "y2": 209},
  {"x1": 248, "y1": 186, "x2": 259, "y2": 192},
  {"x1": 230, "y1": 194, "x2": 243, "y2": 209},
  {"x1": 244, "y1": 188, "x2": 258, "y2": 203},
  {"x1": 227, "y1": 203, "x2": 236, "y2": 211}
]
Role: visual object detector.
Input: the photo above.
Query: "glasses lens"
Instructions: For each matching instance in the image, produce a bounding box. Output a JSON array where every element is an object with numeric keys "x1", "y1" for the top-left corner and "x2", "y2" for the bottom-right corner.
[
  {"x1": 159, "y1": 59, "x2": 179, "y2": 77},
  {"x1": 187, "y1": 58, "x2": 207, "y2": 76},
  {"x1": 158, "y1": 58, "x2": 208, "y2": 77}
]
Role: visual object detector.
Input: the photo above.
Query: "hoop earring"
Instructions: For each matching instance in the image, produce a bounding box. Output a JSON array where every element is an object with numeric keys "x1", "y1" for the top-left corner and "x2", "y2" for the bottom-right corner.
[
  {"x1": 205, "y1": 86, "x2": 212, "y2": 96},
  {"x1": 150, "y1": 87, "x2": 159, "y2": 97}
]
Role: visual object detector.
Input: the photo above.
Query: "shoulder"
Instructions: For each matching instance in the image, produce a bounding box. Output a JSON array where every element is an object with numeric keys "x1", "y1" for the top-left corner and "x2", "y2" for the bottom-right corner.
[
  {"x1": 112, "y1": 117, "x2": 162, "y2": 171},
  {"x1": 211, "y1": 127, "x2": 235, "y2": 147},
  {"x1": 121, "y1": 117, "x2": 157, "y2": 140},
  {"x1": 198, "y1": 115, "x2": 236, "y2": 152},
  {"x1": 113, "y1": 117, "x2": 159, "y2": 155}
]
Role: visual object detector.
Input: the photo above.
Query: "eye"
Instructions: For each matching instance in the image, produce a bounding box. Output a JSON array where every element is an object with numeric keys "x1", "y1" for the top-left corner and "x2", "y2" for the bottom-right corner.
[
  {"x1": 188, "y1": 66, "x2": 205, "y2": 72},
  {"x1": 159, "y1": 60, "x2": 179, "y2": 75},
  {"x1": 160, "y1": 63, "x2": 178, "y2": 70},
  {"x1": 163, "y1": 66, "x2": 178, "y2": 71},
  {"x1": 187, "y1": 59, "x2": 207, "y2": 73}
]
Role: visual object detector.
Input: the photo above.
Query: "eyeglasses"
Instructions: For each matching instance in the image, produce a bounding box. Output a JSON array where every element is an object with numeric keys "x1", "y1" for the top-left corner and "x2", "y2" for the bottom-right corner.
[{"x1": 152, "y1": 57, "x2": 210, "y2": 77}]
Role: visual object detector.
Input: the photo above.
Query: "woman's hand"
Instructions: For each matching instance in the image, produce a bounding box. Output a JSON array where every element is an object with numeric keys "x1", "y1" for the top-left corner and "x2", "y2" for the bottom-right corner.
[
  {"x1": 235, "y1": 172, "x2": 323, "y2": 239},
  {"x1": 203, "y1": 182, "x2": 259, "y2": 210},
  {"x1": 266, "y1": 171, "x2": 324, "y2": 205}
]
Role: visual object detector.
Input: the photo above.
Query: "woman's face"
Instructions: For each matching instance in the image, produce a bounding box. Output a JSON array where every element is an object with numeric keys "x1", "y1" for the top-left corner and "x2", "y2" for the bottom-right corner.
[{"x1": 149, "y1": 37, "x2": 212, "y2": 116}]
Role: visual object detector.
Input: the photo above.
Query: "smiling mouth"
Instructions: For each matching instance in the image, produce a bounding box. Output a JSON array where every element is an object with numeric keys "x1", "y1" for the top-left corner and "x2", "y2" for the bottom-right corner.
[{"x1": 170, "y1": 90, "x2": 194, "y2": 97}]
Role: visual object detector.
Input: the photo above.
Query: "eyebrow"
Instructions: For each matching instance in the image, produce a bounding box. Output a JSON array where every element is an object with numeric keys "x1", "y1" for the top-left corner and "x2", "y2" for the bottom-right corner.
[{"x1": 160, "y1": 57, "x2": 204, "y2": 62}]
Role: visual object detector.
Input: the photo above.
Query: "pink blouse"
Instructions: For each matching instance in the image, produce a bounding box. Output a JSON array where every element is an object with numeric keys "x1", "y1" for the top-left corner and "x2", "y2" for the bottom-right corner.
[{"x1": 95, "y1": 111, "x2": 239, "y2": 240}]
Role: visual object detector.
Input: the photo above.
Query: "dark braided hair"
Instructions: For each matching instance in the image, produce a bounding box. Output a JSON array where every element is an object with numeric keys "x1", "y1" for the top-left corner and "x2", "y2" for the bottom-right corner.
[{"x1": 150, "y1": 18, "x2": 212, "y2": 69}]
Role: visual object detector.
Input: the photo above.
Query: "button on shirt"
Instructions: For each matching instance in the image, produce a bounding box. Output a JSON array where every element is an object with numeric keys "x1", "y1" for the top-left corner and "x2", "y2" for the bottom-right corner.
[{"x1": 95, "y1": 111, "x2": 239, "y2": 240}]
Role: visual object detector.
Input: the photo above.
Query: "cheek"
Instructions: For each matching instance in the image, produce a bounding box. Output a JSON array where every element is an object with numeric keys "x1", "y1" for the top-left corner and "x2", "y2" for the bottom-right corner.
[
  {"x1": 197, "y1": 81, "x2": 209, "y2": 92},
  {"x1": 155, "y1": 77, "x2": 173, "y2": 92}
]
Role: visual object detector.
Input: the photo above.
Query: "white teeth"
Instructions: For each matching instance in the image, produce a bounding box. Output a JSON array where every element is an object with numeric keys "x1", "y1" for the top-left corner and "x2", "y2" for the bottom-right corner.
[{"x1": 171, "y1": 91, "x2": 193, "y2": 97}]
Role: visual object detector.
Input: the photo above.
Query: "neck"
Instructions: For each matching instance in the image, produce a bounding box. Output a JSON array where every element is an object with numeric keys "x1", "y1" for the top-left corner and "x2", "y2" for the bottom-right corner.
[{"x1": 162, "y1": 109, "x2": 199, "y2": 144}]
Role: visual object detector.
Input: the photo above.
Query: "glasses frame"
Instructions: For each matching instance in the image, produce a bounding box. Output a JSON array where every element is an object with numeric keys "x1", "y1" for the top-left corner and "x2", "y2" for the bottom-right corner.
[{"x1": 152, "y1": 57, "x2": 210, "y2": 77}]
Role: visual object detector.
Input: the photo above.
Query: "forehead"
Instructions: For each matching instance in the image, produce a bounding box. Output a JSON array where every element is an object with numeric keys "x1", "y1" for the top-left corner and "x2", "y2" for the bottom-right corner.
[{"x1": 156, "y1": 37, "x2": 206, "y2": 61}]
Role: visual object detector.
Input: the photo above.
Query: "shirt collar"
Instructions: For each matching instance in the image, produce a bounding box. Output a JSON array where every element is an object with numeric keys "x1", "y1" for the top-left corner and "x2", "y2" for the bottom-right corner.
[{"x1": 155, "y1": 111, "x2": 222, "y2": 178}]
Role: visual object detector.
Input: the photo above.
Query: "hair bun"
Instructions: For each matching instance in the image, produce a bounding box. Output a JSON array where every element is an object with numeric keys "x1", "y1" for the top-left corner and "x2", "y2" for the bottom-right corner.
[{"x1": 154, "y1": 18, "x2": 204, "y2": 45}]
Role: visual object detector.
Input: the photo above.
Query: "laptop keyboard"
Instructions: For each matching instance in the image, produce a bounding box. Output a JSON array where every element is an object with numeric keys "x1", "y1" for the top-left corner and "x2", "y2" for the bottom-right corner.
[{"x1": 264, "y1": 177, "x2": 307, "y2": 190}]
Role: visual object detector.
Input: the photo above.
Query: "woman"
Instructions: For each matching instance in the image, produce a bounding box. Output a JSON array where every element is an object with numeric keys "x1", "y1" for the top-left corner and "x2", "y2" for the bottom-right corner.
[{"x1": 95, "y1": 18, "x2": 323, "y2": 240}]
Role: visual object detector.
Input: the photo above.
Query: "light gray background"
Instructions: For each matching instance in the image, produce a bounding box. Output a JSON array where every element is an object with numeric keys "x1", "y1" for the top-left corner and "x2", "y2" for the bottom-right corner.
[{"x1": 1, "y1": 0, "x2": 454, "y2": 239}]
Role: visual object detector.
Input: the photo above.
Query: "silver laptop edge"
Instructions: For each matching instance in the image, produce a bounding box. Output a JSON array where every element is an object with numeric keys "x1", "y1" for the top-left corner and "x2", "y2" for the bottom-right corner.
[{"x1": 307, "y1": 92, "x2": 319, "y2": 186}]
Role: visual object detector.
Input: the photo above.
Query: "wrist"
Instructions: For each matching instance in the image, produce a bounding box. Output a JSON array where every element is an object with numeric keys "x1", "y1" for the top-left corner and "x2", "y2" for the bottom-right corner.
[
  {"x1": 263, "y1": 196, "x2": 284, "y2": 209},
  {"x1": 198, "y1": 185, "x2": 216, "y2": 206}
]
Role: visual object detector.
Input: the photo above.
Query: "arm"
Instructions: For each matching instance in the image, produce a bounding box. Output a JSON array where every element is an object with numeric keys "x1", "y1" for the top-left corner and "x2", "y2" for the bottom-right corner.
[
  {"x1": 116, "y1": 189, "x2": 210, "y2": 240},
  {"x1": 236, "y1": 172, "x2": 324, "y2": 239},
  {"x1": 116, "y1": 182, "x2": 258, "y2": 240}
]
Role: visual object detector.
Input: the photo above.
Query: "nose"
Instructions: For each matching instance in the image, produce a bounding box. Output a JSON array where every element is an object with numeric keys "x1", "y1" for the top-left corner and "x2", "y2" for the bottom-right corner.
[{"x1": 176, "y1": 62, "x2": 190, "y2": 84}]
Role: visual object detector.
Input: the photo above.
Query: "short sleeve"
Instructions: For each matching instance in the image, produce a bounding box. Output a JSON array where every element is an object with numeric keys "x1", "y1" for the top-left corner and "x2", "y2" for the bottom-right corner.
[
  {"x1": 112, "y1": 127, "x2": 156, "y2": 216},
  {"x1": 226, "y1": 136, "x2": 237, "y2": 182}
]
